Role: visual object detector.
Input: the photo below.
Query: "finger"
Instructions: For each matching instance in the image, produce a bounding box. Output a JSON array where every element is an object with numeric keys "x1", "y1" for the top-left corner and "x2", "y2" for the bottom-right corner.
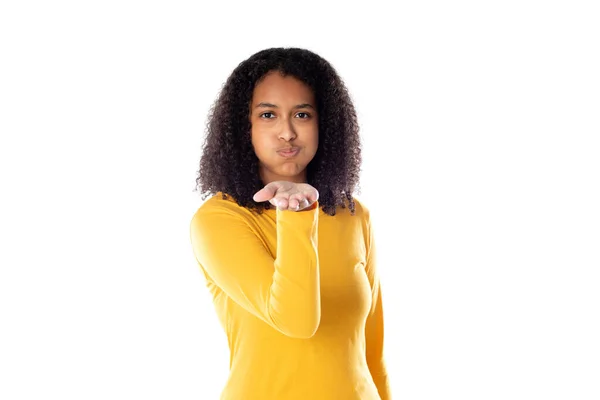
[
  {"x1": 269, "y1": 197, "x2": 281, "y2": 207},
  {"x1": 253, "y1": 188, "x2": 273, "y2": 202},
  {"x1": 277, "y1": 197, "x2": 289, "y2": 210},
  {"x1": 253, "y1": 182, "x2": 281, "y2": 202},
  {"x1": 305, "y1": 191, "x2": 318, "y2": 204},
  {"x1": 288, "y1": 197, "x2": 299, "y2": 210},
  {"x1": 293, "y1": 199, "x2": 307, "y2": 211}
]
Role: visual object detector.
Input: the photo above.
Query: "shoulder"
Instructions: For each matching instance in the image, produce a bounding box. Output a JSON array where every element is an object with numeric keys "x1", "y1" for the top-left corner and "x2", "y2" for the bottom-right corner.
[
  {"x1": 350, "y1": 195, "x2": 372, "y2": 222},
  {"x1": 350, "y1": 195, "x2": 377, "y2": 249},
  {"x1": 190, "y1": 191, "x2": 250, "y2": 229}
]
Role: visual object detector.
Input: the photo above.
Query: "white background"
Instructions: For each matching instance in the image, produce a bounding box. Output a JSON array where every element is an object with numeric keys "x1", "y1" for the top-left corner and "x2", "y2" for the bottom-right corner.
[{"x1": 1, "y1": 1, "x2": 599, "y2": 399}]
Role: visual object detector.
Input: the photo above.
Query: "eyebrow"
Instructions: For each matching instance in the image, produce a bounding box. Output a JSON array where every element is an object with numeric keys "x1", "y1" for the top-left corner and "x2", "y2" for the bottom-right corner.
[{"x1": 254, "y1": 102, "x2": 315, "y2": 110}]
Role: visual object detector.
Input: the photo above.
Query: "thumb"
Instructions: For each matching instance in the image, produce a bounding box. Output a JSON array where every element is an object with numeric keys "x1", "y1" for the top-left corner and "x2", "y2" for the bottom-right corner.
[{"x1": 253, "y1": 181, "x2": 281, "y2": 202}]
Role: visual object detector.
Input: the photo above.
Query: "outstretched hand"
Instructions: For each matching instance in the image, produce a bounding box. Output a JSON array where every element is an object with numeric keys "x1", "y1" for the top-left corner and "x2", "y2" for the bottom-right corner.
[{"x1": 253, "y1": 181, "x2": 319, "y2": 211}]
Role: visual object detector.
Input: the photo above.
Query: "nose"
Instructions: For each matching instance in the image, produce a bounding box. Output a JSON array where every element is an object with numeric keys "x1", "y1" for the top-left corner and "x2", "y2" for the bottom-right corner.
[{"x1": 278, "y1": 117, "x2": 297, "y2": 141}]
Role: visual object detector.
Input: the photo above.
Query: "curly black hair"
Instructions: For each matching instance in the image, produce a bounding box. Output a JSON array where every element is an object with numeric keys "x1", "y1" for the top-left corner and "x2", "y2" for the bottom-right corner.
[{"x1": 194, "y1": 47, "x2": 363, "y2": 216}]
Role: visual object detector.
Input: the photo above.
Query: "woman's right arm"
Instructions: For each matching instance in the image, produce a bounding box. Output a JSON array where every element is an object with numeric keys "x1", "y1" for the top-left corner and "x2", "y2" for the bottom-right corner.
[{"x1": 189, "y1": 204, "x2": 321, "y2": 339}]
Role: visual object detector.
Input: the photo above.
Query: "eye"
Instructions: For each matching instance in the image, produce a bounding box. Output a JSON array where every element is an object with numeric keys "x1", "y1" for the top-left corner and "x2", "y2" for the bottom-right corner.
[
  {"x1": 259, "y1": 112, "x2": 275, "y2": 119},
  {"x1": 296, "y1": 112, "x2": 311, "y2": 119}
]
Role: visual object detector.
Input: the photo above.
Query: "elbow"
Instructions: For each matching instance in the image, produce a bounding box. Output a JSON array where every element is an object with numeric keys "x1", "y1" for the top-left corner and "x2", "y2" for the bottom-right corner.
[
  {"x1": 268, "y1": 293, "x2": 321, "y2": 339},
  {"x1": 287, "y1": 321, "x2": 320, "y2": 339},
  {"x1": 285, "y1": 325, "x2": 319, "y2": 339},
  {"x1": 275, "y1": 312, "x2": 321, "y2": 339},
  {"x1": 290, "y1": 305, "x2": 321, "y2": 339}
]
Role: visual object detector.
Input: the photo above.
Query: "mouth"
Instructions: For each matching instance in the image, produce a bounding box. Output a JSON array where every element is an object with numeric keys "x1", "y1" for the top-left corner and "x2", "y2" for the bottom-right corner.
[{"x1": 277, "y1": 147, "x2": 300, "y2": 157}]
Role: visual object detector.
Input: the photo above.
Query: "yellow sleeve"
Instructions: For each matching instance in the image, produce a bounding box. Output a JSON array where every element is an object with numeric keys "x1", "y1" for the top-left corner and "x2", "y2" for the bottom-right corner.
[
  {"x1": 189, "y1": 202, "x2": 321, "y2": 339},
  {"x1": 364, "y1": 210, "x2": 392, "y2": 399}
]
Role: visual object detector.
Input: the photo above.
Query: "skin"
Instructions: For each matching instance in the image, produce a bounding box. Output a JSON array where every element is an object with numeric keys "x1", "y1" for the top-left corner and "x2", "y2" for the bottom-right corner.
[
  {"x1": 253, "y1": 180, "x2": 319, "y2": 211},
  {"x1": 249, "y1": 71, "x2": 319, "y2": 187}
]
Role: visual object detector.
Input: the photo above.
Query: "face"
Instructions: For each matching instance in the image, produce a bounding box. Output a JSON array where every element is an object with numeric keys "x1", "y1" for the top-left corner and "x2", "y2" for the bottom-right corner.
[{"x1": 249, "y1": 71, "x2": 319, "y2": 185}]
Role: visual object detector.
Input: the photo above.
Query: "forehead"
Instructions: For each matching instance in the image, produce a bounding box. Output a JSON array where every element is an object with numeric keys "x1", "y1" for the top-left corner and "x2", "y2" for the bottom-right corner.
[{"x1": 251, "y1": 72, "x2": 315, "y2": 103}]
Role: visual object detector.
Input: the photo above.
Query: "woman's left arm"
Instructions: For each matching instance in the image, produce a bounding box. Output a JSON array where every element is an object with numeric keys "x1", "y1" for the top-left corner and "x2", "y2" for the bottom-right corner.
[
  {"x1": 364, "y1": 209, "x2": 391, "y2": 400},
  {"x1": 365, "y1": 278, "x2": 391, "y2": 399}
]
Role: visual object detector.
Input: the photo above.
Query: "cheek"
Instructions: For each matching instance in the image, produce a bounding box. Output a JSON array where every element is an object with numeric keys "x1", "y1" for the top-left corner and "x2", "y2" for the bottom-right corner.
[
  {"x1": 310, "y1": 130, "x2": 319, "y2": 151},
  {"x1": 250, "y1": 133, "x2": 271, "y2": 157}
]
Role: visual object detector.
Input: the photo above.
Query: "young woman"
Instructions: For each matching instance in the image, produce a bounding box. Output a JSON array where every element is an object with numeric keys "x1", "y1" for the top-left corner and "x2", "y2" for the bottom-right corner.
[{"x1": 190, "y1": 47, "x2": 391, "y2": 399}]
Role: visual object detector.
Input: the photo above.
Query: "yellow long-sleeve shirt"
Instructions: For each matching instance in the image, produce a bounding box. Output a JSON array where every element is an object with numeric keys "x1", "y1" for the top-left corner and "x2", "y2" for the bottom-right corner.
[{"x1": 189, "y1": 192, "x2": 390, "y2": 399}]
